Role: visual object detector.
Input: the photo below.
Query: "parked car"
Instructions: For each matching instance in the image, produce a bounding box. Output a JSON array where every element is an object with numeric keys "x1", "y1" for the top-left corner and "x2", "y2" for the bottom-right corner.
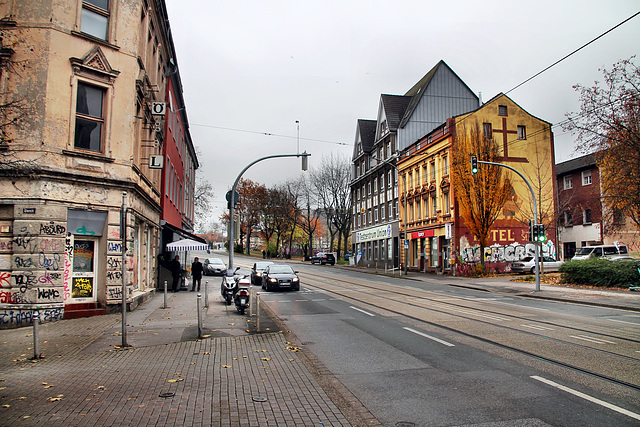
[
  {"x1": 203, "y1": 258, "x2": 226, "y2": 276},
  {"x1": 510, "y1": 256, "x2": 563, "y2": 274},
  {"x1": 262, "y1": 264, "x2": 300, "y2": 291},
  {"x1": 609, "y1": 255, "x2": 637, "y2": 262},
  {"x1": 251, "y1": 261, "x2": 274, "y2": 285},
  {"x1": 310, "y1": 252, "x2": 335, "y2": 265},
  {"x1": 571, "y1": 245, "x2": 629, "y2": 261}
]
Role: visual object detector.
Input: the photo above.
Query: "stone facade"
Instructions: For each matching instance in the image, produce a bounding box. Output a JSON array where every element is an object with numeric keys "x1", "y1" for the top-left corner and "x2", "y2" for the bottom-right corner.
[{"x1": 0, "y1": 0, "x2": 186, "y2": 328}]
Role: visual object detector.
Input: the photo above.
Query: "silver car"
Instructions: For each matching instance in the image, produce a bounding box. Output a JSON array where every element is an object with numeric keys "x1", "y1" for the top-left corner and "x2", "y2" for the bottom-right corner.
[
  {"x1": 511, "y1": 256, "x2": 563, "y2": 274},
  {"x1": 203, "y1": 258, "x2": 226, "y2": 276}
]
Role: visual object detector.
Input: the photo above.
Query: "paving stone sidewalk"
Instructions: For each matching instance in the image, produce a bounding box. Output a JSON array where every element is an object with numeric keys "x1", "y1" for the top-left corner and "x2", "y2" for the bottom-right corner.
[{"x1": 0, "y1": 288, "x2": 370, "y2": 426}]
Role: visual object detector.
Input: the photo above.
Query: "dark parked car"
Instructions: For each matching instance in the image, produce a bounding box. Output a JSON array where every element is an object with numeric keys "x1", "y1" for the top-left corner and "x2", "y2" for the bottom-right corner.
[
  {"x1": 310, "y1": 252, "x2": 335, "y2": 265},
  {"x1": 203, "y1": 258, "x2": 226, "y2": 276},
  {"x1": 251, "y1": 261, "x2": 274, "y2": 285},
  {"x1": 262, "y1": 264, "x2": 300, "y2": 291}
]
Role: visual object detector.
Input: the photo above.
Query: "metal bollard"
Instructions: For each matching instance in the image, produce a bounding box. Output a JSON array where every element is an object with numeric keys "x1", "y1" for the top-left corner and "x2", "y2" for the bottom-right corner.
[
  {"x1": 256, "y1": 292, "x2": 261, "y2": 333},
  {"x1": 163, "y1": 280, "x2": 168, "y2": 309},
  {"x1": 197, "y1": 293, "x2": 202, "y2": 339},
  {"x1": 204, "y1": 280, "x2": 209, "y2": 308},
  {"x1": 32, "y1": 310, "x2": 41, "y2": 359}
]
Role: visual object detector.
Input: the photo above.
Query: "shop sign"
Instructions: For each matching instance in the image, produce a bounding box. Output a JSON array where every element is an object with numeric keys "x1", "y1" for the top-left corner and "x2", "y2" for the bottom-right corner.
[{"x1": 356, "y1": 224, "x2": 392, "y2": 243}]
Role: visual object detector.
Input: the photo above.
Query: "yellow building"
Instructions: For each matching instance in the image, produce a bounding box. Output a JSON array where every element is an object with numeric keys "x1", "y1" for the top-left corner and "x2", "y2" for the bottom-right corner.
[{"x1": 398, "y1": 94, "x2": 556, "y2": 273}]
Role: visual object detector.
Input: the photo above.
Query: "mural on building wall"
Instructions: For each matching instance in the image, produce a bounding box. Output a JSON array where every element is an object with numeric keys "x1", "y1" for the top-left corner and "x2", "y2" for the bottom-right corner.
[{"x1": 458, "y1": 235, "x2": 557, "y2": 264}]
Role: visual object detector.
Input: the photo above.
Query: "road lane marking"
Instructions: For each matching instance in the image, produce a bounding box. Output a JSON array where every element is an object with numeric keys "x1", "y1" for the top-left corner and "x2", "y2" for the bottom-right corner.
[
  {"x1": 531, "y1": 376, "x2": 640, "y2": 421},
  {"x1": 570, "y1": 335, "x2": 616, "y2": 344},
  {"x1": 608, "y1": 319, "x2": 640, "y2": 326},
  {"x1": 521, "y1": 324, "x2": 555, "y2": 331},
  {"x1": 350, "y1": 306, "x2": 375, "y2": 316},
  {"x1": 403, "y1": 327, "x2": 455, "y2": 347}
]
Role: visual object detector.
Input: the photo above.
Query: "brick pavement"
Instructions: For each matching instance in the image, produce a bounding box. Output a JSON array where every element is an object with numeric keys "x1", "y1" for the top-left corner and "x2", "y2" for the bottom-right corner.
[{"x1": 0, "y1": 287, "x2": 374, "y2": 426}]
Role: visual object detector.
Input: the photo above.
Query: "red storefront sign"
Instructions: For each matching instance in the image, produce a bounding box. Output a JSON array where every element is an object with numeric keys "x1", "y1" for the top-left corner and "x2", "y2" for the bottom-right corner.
[{"x1": 410, "y1": 230, "x2": 435, "y2": 239}]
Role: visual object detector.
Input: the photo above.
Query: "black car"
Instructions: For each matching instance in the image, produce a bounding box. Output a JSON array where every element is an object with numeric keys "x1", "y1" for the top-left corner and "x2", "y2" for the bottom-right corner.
[
  {"x1": 251, "y1": 261, "x2": 274, "y2": 285},
  {"x1": 310, "y1": 252, "x2": 335, "y2": 265},
  {"x1": 262, "y1": 264, "x2": 300, "y2": 291},
  {"x1": 203, "y1": 258, "x2": 226, "y2": 276}
]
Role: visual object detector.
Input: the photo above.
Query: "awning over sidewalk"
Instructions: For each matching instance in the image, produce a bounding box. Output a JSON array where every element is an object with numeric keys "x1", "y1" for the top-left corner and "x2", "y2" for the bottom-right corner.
[
  {"x1": 166, "y1": 238, "x2": 209, "y2": 251},
  {"x1": 161, "y1": 220, "x2": 206, "y2": 244}
]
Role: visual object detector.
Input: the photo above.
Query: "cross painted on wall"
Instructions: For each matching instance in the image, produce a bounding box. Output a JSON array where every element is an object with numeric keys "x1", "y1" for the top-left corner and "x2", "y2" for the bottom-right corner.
[{"x1": 494, "y1": 117, "x2": 527, "y2": 163}]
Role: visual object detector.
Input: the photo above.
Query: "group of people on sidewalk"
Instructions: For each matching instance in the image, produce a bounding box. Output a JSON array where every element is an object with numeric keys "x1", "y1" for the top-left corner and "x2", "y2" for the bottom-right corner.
[{"x1": 169, "y1": 255, "x2": 203, "y2": 292}]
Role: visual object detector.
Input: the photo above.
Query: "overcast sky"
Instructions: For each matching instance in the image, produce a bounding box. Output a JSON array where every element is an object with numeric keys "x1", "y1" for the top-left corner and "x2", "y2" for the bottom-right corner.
[{"x1": 164, "y1": 0, "x2": 640, "y2": 230}]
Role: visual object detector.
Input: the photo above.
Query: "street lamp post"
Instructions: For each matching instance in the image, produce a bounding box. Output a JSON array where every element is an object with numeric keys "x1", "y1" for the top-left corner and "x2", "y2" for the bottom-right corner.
[
  {"x1": 474, "y1": 158, "x2": 541, "y2": 291},
  {"x1": 228, "y1": 152, "x2": 310, "y2": 270}
]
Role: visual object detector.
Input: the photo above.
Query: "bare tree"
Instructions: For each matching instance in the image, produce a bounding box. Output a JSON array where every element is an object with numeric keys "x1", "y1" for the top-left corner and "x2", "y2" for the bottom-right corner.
[
  {"x1": 193, "y1": 175, "x2": 214, "y2": 232},
  {"x1": 0, "y1": 40, "x2": 37, "y2": 176},
  {"x1": 309, "y1": 153, "x2": 352, "y2": 258}
]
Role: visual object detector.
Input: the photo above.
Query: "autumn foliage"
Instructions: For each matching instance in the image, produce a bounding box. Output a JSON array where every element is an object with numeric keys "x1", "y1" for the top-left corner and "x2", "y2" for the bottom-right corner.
[
  {"x1": 452, "y1": 120, "x2": 511, "y2": 264},
  {"x1": 565, "y1": 57, "x2": 640, "y2": 230}
]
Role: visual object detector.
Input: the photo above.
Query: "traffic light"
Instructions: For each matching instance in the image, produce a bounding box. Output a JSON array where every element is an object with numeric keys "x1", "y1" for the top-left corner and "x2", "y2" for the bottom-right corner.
[
  {"x1": 535, "y1": 224, "x2": 546, "y2": 242},
  {"x1": 528, "y1": 220, "x2": 534, "y2": 242},
  {"x1": 471, "y1": 156, "x2": 478, "y2": 174}
]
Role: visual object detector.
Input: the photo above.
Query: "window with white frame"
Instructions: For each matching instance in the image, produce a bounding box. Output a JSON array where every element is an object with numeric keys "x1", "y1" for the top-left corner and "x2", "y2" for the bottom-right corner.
[
  {"x1": 583, "y1": 209, "x2": 592, "y2": 224},
  {"x1": 373, "y1": 177, "x2": 377, "y2": 194},
  {"x1": 443, "y1": 156, "x2": 449, "y2": 176},
  {"x1": 81, "y1": 0, "x2": 110, "y2": 40},
  {"x1": 582, "y1": 170, "x2": 592, "y2": 186},
  {"x1": 563, "y1": 175, "x2": 573, "y2": 190},
  {"x1": 430, "y1": 161, "x2": 436, "y2": 181},
  {"x1": 75, "y1": 82, "x2": 105, "y2": 152},
  {"x1": 444, "y1": 192, "x2": 450, "y2": 214},
  {"x1": 381, "y1": 204, "x2": 385, "y2": 221}
]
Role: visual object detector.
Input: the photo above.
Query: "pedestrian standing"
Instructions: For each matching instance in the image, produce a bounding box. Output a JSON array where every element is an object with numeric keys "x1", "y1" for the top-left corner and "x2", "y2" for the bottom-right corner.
[
  {"x1": 191, "y1": 257, "x2": 203, "y2": 292},
  {"x1": 170, "y1": 255, "x2": 181, "y2": 292}
]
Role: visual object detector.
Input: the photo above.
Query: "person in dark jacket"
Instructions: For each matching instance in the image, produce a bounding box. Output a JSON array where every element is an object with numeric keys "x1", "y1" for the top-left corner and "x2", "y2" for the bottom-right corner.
[
  {"x1": 191, "y1": 257, "x2": 204, "y2": 292},
  {"x1": 170, "y1": 255, "x2": 182, "y2": 292}
]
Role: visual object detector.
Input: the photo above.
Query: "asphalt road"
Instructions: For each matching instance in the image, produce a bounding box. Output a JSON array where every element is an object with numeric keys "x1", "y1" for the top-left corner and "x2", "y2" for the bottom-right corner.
[{"x1": 228, "y1": 255, "x2": 640, "y2": 427}]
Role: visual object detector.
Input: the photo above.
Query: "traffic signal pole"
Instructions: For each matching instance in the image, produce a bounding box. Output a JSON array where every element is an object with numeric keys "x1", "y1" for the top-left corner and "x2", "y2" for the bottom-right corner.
[
  {"x1": 228, "y1": 152, "x2": 310, "y2": 271},
  {"x1": 472, "y1": 158, "x2": 541, "y2": 291}
]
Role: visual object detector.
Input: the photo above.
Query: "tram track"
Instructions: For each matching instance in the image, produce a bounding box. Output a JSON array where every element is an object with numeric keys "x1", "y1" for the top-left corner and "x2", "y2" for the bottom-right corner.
[{"x1": 292, "y1": 269, "x2": 640, "y2": 392}]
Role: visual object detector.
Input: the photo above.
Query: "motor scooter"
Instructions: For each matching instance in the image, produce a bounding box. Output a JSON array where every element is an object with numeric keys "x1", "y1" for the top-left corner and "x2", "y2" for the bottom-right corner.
[
  {"x1": 234, "y1": 275, "x2": 251, "y2": 315},
  {"x1": 221, "y1": 267, "x2": 240, "y2": 305}
]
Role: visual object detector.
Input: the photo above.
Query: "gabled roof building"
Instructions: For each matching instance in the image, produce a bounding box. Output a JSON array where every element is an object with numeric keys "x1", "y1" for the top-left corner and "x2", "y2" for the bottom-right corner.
[{"x1": 350, "y1": 61, "x2": 478, "y2": 269}]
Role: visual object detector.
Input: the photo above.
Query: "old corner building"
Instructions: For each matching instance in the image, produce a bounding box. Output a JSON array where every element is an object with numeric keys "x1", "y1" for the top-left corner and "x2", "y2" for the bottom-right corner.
[
  {"x1": 0, "y1": 0, "x2": 196, "y2": 328},
  {"x1": 397, "y1": 93, "x2": 557, "y2": 274}
]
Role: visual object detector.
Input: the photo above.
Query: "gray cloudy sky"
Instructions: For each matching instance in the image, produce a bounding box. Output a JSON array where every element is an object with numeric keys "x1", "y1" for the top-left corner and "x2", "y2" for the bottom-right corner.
[{"x1": 164, "y1": 0, "x2": 640, "y2": 229}]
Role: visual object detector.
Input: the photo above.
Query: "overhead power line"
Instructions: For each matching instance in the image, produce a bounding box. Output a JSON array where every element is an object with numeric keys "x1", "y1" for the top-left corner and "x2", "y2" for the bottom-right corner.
[
  {"x1": 505, "y1": 10, "x2": 640, "y2": 95},
  {"x1": 191, "y1": 122, "x2": 348, "y2": 146}
]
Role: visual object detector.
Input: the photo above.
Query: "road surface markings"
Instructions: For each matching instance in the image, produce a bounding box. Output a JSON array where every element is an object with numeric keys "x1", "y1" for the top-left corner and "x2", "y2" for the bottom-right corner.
[
  {"x1": 403, "y1": 327, "x2": 455, "y2": 347},
  {"x1": 350, "y1": 306, "x2": 375, "y2": 316},
  {"x1": 608, "y1": 318, "x2": 640, "y2": 326},
  {"x1": 450, "y1": 308, "x2": 509, "y2": 321},
  {"x1": 531, "y1": 376, "x2": 640, "y2": 421},
  {"x1": 569, "y1": 335, "x2": 616, "y2": 344},
  {"x1": 521, "y1": 324, "x2": 555, "y2": 331}
]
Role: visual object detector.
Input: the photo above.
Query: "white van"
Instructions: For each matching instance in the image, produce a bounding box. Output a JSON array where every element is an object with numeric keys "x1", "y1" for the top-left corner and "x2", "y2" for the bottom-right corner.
[{"x1": 571, "y1": 245, "x2": 629, "y2": 261}]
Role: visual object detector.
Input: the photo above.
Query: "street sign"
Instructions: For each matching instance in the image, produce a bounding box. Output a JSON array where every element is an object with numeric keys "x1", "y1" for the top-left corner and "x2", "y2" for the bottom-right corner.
[
  {"x1": 151, "y1": 102, "x2": 166, "y2": 115},
  {"x1": 149, "y1": 155, "x2": 163, "y2": 169},
  {"x1": 404, "y1": 240, "x2": 409, "y2": 249}
]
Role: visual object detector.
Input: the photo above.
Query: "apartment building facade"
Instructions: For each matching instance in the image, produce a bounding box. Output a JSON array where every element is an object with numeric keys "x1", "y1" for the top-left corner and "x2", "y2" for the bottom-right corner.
[{"x1": 0, "y1": 0, "x2": 196, "y2": 328}]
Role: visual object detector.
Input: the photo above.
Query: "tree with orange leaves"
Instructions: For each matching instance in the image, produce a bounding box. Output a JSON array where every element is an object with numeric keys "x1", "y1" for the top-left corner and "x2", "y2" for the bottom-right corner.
[{"x1": 452, "y1": 120, "x2": 512, "y2": 266}]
